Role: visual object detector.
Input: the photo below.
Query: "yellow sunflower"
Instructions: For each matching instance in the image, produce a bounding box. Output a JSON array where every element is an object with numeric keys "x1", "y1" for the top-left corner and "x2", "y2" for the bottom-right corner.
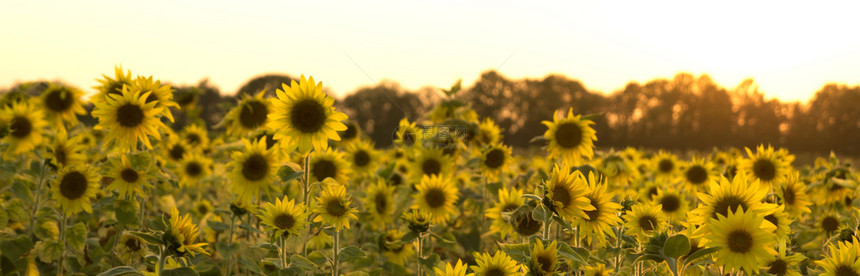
[
  {"x1": 575, "y1": 172, "x2": 623, "y2": 246},
  {"x1": 177, "y1": 151, "x2": 213, "y2": 189},
  {"x1": 434, "y1": 259, "x2": 469, "y2": 276},
  {"x1": 412, "y1": 174, "x2": 459, "y2": 223},
  {"x1": 410, "y1": 147, "x2": 452, "y2": 183},
  {"x1": 364, "y1": 178, "x2": 395, "y2": 229},
  {"x1": 117, "y1": 232, "x2": 149, "y2": 263},
  {"x1": 544, "y1": 165, "x2": 595, "y2": 222},
  {"x1": 228, "y1": 137, "x2": 279, "y2": 203},
  {"x1": 268, "y1": 75, "x2": 348, "y2": 154},
  {"x1": 308, "y1": 150, "x2": 352, "y2": 184},
  {"x1": 651, "y1": 188, "x2": 689, "y2": 223},
  {"x1": 762, "y1": 242, "x2": 805, "y2": 276},
  {"x1": 596, "y1": 152, "x2": 639, "y2": 188},
  {"x1": 486, "y1": 187, "x2": 524, "y2": 240},
  {"x1": 474, "y1": 117, "x2": 502, "y2": 147},
  {"x1": 162, "y1": 134, "x2": 189, "y2": 163},
  {"x1": 130, "y1": 75, "x2": 179, "y2": 122},
  {"x1": 705, "y1": 207, "x2": 776, "y2": 273},
  {"x1": 623, "y1": 202, "x2": 666, "y2": 240},
  {"x1": 402, "y1": 207, "x2": 433, "y2": 233},
  {"x1": 742, "y1": 145, "x2": 794, "y2": 189},
  {"x1": 51, "y1": 165, "x2": 100, "y2": 215},
  {"x1": 92, "y1": 87, "x2": 166, "y2": 151},
  {"x1": 180, "y1": 124, "x2": 210, "y2": 151},
  {"x1": 480, "y1": 143, "x2": 512, "y2": 182},
  {"x1": 815, "y1": 237, "x2": 860, "y2": 276},
  {"x1": 345, "y1": 139, "x2": 378, "y2": 177},
  {"x1": 257, "y1": 196, "x2": 308, "y2": 238},
  {"x1": 224, "y1": 89, "x2": 271, "y2": 136},
  {"x1": 529, "y1": 239, "x2": 559, "y2": 276},
  {"x1": 313, "y1": 179, "x2": 358, "y2": 230},
  {"x1": 679, "y1": 157, "x2": 719, "y2": 193},
  {"x1": 818, "y1": 212, "x2": 842, "y2": 234},
  {"x1": 393, "y1": 118, "x2": 423, "y2": 149},
  {"x1": 106, "y1": 155, "x2": 153, "y2": 198},
  {"x1": 39, "y1": 83, "x2": 86, "y2": 129},
  {"x1": 47, "y1": 129, "x2": 85, "y2": 169},
  {"x1": 583, "y1": 263, "x2": 613, "y2": 276},
  {"x1": 652, "y1": 151, "x2": 680, "y2": 181},
  {"x1": 0, "y1": 100, "x2": 47, "y2": 155},
  {"x1": 688, "y1": 174, "x2": 776, "y2": 226},
  {"x1": 470, "y1": 251, "x2": 523, "y2": 276},
  {"x1": 163, "y1": 207, "x2": 209, "y2": 257},
  {"x1": 763, "y1": 205, "x2": 793, "y2": 243},
  {"x1": 380, "y1": 229, "x2": 415, "y2": 266},
  {"x1": 92, "y1": 65, "x2": 133, "y2": 104},
  {"x1": 541, "y1": 107, "x2": 597, "y2": 165},
  {"x1": 775, "y1": 172, "x2": 812, "y2": 217}
]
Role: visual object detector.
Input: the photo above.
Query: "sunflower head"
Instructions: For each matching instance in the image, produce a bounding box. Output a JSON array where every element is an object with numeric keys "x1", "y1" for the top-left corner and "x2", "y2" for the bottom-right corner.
[
  {"x1": 226, "y1": 90, "x2": 271, "y2": 136},
  {"x1": 163, "y1": 207, "x2": 209, "y2": 257},
  {"x1": 815, "y1": 236, "x2": 860, "y2": 276},
  {"x1": 130, "y1": 75, "x2": 179, "y2": 122},
  {"x1": 345, "y1": 139, "x2": 378, "y2": 176},
  {"x1": 257, "y1": 196, "x2": 308, "y2": 238},
  {"x1": 268, "y1": 75, "x2": 348, "y2": 154},
  {"x1": 365, "y1": 178, "x2": 395, "y2": 229},
  {"x1": 379, "y1": 229, "x2": 415, "y2": 266},
  {"x1": 412, "y1": 174, "x2": 459, "y2": 223},
  {"x1": 530, "y1": 239, "x2": 559, "y2": 276},
  {"x1": 308, "y1": 150, "x2": 351, "y2": 184},
  {"x1": 0, "y1": 100, "x2": 47, "y2": 155},
  {"x1": 705, "y1": 207, "x2": 777, "y2": 273},
  {"x1": 402, "y1": 208, "x2": 433, "y2": 233},
  {"x1": 47, "y1": 129, "x2": 85, "y2": 169},
  {"x1": 52, "y1": 165, "x2": 100, "y2": 215},
  {"x1": 743, "y1": 145, "x2": 794, "y2": 188},
  {"x1": 541, "y1": 107, "x2": 597, "y2": 165},
  {"x1": 39, "y1": 83, "x2": 86, "y2": 128},
  {"x1": 229, "y1": 137, "x2": 279, "y2": 203},
  {"x1": 106, "y1": 154, "x2": 153, "y2": 198},
  {"x1": 481, "y1": 143, "x2": 512, "y2": 181},
  {"x1": 543, "y1": 164, "x2": 595, "y2": 221},
  {"x1": 92, "y1": 87, "x2": 166, "y2": 151},
  {"x1": 433, "y1": 258, "x2": 469, "y2": 276},
  {"x1": 92, "y1": 65, "x2": 133, "y2": 104},
  {"x1": 487, "y1": 187, "x2": 524, "y2": 240},
  {"x1": 177, "y1": 151, "x2": 213, "y2": 189},
  {"x1": 394, "y1": 118, "x2": 423, "y2": 149},
  {"x1": 623, "y1": 202, "x2": 666, "y2": 240},
  {"x1": 313, "y1": 179, "x2": 358, "y2": 230},
  {"x1": 470, "y1": 251, "x2": 522, "y2": 276}
]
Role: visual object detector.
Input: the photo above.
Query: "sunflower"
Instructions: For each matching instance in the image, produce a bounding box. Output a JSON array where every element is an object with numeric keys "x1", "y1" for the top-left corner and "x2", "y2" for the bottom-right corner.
[
  {"x1": 92, "y1": 87, "x2": 166, "y2": 151},
  {"x1": 575, "y1": 172, "x2": 623, "y2": 246},
  {"x1": 651, "y1": 188, "x2": 688, "y2": 224},
  {"x1": 0, "y1": 100, "x2": 47, "y2": 155},
  {"x1": 39, "y1": 83, "x2": 86, "y2": 129},
  {"x1": 257, "y1": 196, "x2": 308, "y2": 238},
  {"x1": 402, "y1": 207, "x2": 433, "y2": 233},
  {"x1": 180, "y1": 124, "x2": 210, "y2": 151},
  {"x1": 364, "y1": 178, "x2": 395, "y2": 229},
  {"x1": 162, "y1": 134, "x2": 189, "y2": 163},
  {"x1": 313, "y1": 179, "x2": 358, "y2": 230},
  {"x1": 688, "y1": 174, "x2": 776, "y2": 226},
  {"x1": 704, "y1": 207, "x2": 776, "y2": 273},
  {"x1": 106, "y1": 155, "x2": 152, "y2": 198},
  {"x1": 583, "y1": 263, "x2": 613, "y2": 276},
  {"x1": 818, "y1": 212, "x2": 842, "y2": 234},
  {"x1": 336, "y1": 120, "x2": 360, "y2": 146},
  {"x1": 177, "y1": 151, "x2": 213, "y2": 189},
  {"x1": 474, "y1": 117, "x2": 502, "y2": 147},
  {"x1": 92, "y1": 65, "x2": 133, "y2": 104},
  {"x1": 380, "y1": 229, "x2": 415, "y2": 266},
  {"x1": 51, "y1": 165, "x2": 100, "y2": 215},
  {"x1": 117, "y1": 232, "x2": 148, "y2": 263},
  {"x1": 652, "y1": 151, "x2": 680, "y2": 181},
  {"x1": 486, "y1": 187, "x2": 524, "y2": 240},
  {"x1": 762, "y1": 242, "x2": 805, "y2": 276},
  {"x1": 412, "y1": 174, "x2": 459, "y2": 223},
  {"x1": 541, "y1": 107, "x2": 597, "y2": 165},
  {"x1": 394, "y1": 118, "x2": 423, "y2": 149},
  {"x1": 345, "y1": 139, "x2": 378, "y2": 177},
  {"x1": 470, "y1": 251, "x2": 523, "y2": 276},
  {"x1": 623, "y1": 202, "x2": 666, "y2": 240},
  {"x1": 130, "y1": 75, "x2": 179, "y2": 122},
  {"x1": 679, "y1": 157, "x2": 718, "y2": 193},
  {"x1": 47, "y1": 130, "x2": 85, "y2": 169},
  {"x1": 308, "y1": 150, "x2": 352, "y2": 184},
  {"x1": 529, "y1": 239, "x2": 559, "y2": 276},
  {"x1": 481, "y1": 143, "x2": 512, "y2": 182},
  {"x1": 228, "y1": 137, "x2": 280, "y2": 203},
  {"x1": 815, "y1": 237, "x2": 860, "y2": 276},
  {"x1": 742, "y1": 145, "x2": 794, "y2": 189},
  {"x1": 268, "y1": 75, "x2": 348, "y2": 154},
  {"x1": 776, "y1": 172, "x2": 812, "y2": 217},
  {"x1": 543, "y1": 165, "x2": 595, "y2": 222},
  {"x1": 410, "y1": 147, "x2": 452, "y2": 183},
  {"x1": 596, "y1": 152, "x2": 639, "y2": 188},
  {"x1": 224, "y1": 89, "x2": 271, "y2": 136},
  {"x1": 763, "y1": 205, "x2": 793, "y2": 243},
  {"x1": 434, "y1": 259, "x2": 469, "y2": 276},
  {"x1": 163, "y1": 207, "x2": 209, "y2": 257}
]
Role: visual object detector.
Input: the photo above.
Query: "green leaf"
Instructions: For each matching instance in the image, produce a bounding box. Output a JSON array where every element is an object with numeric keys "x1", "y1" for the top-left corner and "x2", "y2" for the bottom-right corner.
[
  {"x1": 207, "y1": 221, "x2": 229, "y2": 232},
  {"x1": 10, "y1": 180, "x2": 34, "y2": 206},
  {"x1": 276, "y1": 165, "x2": 304, "y2": 183},
  {"x1": 250, "y1": 242, "x2": 278, "y2": 250},
  {"x1": 162, "y1": 267, "x2": 199, "y2": 276},
  {"x1": 128, "y1": 152, "x2": 152, "y2": 171},
  {"x1": 239, "y1": 222, "x2": 263, "y2": 234},
  {"x1": 275, "y1": 268, "x2": 303, "y2": 276},
  {"x1": 683, "y1": 246, "x2": 721, "y2": 266},
  {"x1": 66, "y1": 222, "x2": 87, "y2": 253},
  {"x1": 442, "y1": 79, "x2": 462, "y2": 96},
  {"x1": 532, "y1": 204, "x2": 548, "y2": 222},
  {"x1": 307, "y1": 250, "x2": 329, "y2": 266},
  {"x1": 663, "y1": 234, "x2": 691, "y2": 259},
  {"x1": 419, "y1": 253, "x2": 440, "y2": 270},
  {"x1": 216, "y1": 242, "x2": 239, "y2": 257},
  {"x1": 35, "y1": 240, "x2": 63, "y2": 263},
  {"x1": 0, "y1": 208, "x2": 7, "y2": 229},
  {"x1": 0, "y1": 235, "x2": 33, "y2": 260},
  {"x1": 97, "y1": 266, "x2": 145, "y2": 276},
  {"x1": 557, "y1": 242, "x2": 589, "y2": 267},
  {"x1": 400, "y1": 231, "x2": 419, "y2": 243},
  {"x1": 498, "y1": 243, "x2": 530, "y2": 264},
  {"x1": 238, "y1": 257, "x2": 264, "y2": 275},
  {"x1": 129, "y1": 231, "x2": 162, "y2": 245},
  {"x1": 114, "y1": 198, "x2": 141, "y2": 227},
  {"x1": 339, "y1": 245, "x2": 367, "y2": 263},
  {"x1": 289, "y1": 254, "x2": 320, "y2": 271},
  {"x1": 521, "y1": 194, "x2": 542, "y2": 202}
]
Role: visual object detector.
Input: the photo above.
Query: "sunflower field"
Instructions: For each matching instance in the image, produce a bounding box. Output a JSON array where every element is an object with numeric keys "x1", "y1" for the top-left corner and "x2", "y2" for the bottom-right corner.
[{"x1": 1, "y1": 69, "x2": 859, "y2": 276}]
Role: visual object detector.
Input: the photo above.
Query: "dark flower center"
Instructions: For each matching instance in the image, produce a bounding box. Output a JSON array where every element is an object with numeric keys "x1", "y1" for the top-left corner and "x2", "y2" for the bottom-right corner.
[
  {"x1": 197, "y1": 204, "x2": 209, "y2": 214},
  {"x1": 425, "y1": 188, "x2": 446, "y2": 208},
  {"x1": 822, "y1": 216, "x2": 839, "y2": 233},
  {"x1": 60, "y1": 171, "x2": 88, "y2": 200},
  {"x1": 169, "y1": 145, "x2": 185, "y2": 161},
  {"x1": 312, "y1": 159, "x2": 336, "y2": 181},
  {"x1": 353, "y1": 150, "x2": 370, "y2": 167},
  {"x1": 835, "y1": 265, "x2": 860, "y2": 276},
  {"x1": 186, "y1": 161, "x2": 202, "y2": 177},
  {"x1": 124, "y1": 237, "x2": 141, "y2": 252},
  {"x1": 638, "y1": 215, "x2": 658, "y2": 231},
  {"x1": 240, "y1": 101, "x2": 268, "y2": 129},
  {"x1": 339, "y1": 122, "x2": 357, "y2": 140},
  {"x1": 686, "y1": 165, "x2": 708, "y2": 184},
  {"x1": 486, "y1": 267, "x2": 506, "y2": 276},
  {"x1": 555, "y1": 122, "x2": 582, "y2": 149},
  {"x1": 583, "y1": 196, "x2": 600, "y2": 221},
  {"x1": 116, "y1": 103, "x2": 144, "y2": 127},
  {"x1": 274, "y1": 213, "x2": 295, "y2": 230},
  {"x1": 511, "y1": 207, "x2": 542, "y2": 236},
  {"x1": 484, "y1": 148, "x2": 505, "y2": 169},
  {"x1": 186, "y1": 134, "x2": 201, "y2": 145},
  {"x1": 767, "y1": 259, "x2": 787, "y2": 276},
  {"x1": 727, "y1": 229, "x2": 753, "y2": 253},
  {"x1": 241, "y1": 154, "x2": 268, "y2": 181},
  {"x1": 658, "y1": 159, "x2": 674, "y2": 173},
  {"x1": 537, "y1": 255, "x2": 553, "y2": 272},
  {"x1": 10, "y1": 116, "x2": 32, "y2": 138},
  {"x1": 551, "y1": 185, "x2": 571, "y2": 207},
  {"x1": 782, "y1": 186, "x2": 796, "y2": 205},
  {"x1": 45, "y1": 89, "x2": 74, "y2": 112},
  {"x1": 712, "y1": 196, "x2": 748, "y2": 219},
  {"x1": 660, "y1": 195, "x2": 681, "y2": 213},
  {"x1": 121, "y1": 168, "x2": 139, "y2": 183},
  {"x1": 389, "y1": 173, "x2": 403, "y2": 186},
  {"x1": 55, "y1": 147, "x2": 67, "y2": 166},
  {"x1": 325, "y1": 199, "x2": 347, "y2": 217},
  {"x1": 647, "y1": 187, "x2": 659, "y2": 200},
  {"x1": 502, "y1": 203, "x2": 520, "y2": 213},
  {"x1": 290, "y1": 99, "x2": 326, "y2": 133},
  {"x1": 764, "y1": 214, "x2": 778, "y2": 228},
  {"x1": 108, "y1": 82, "x2": 124, "y2": 96},
  {"x1": 753, "y1": 159, "x2": 777, "y2": 181},
  {"x1": 374, "y1": 192, "x2": 388, "y2": 214},
  {"x1": 422, "y1": 158, "x2": 441, "y2": 176}
]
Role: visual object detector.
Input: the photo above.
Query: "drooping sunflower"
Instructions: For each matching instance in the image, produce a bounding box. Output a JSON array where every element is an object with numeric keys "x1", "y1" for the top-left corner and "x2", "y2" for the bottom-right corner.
[
  {"x1": 623, "y1": 202, "x2": 666, "y2": 240},
  {"x1": 775, "y1": 172, "x2": 812, "y2": 217},
  {"x1": 486, "y1": 187, "x2": 524, "y2": 240},
  {"x1": 46, "y1": 130, "x2": 85, "y2": 169},
  {"x1": 410, "y1": 147, "x2": 452, "y2": 183},
  {"x1": 575, "y1": 172, "x2": 623, "y2": 246},
  {"x1": 268, "y1": 75, "x2": 348, "y2": 154},
  {"x1": 541, "y1": 107, "x2": 597, "y2": 165},
  {"x1": 313, "y1": 179, "x2": 358, "y2": 230},
  {"x1": 177, "y1": 151, "x2": 213, "y2": 189},
  {"x1": 510, "y1": 205, "x2": 543, "y2": 237},
  {"x1": 434, "y1": 259, "x2": 469, "y2": 276},
  {"x1": 651, "y1": 188, "x2": 689, "y2": 223},
  {"x1": 761, "y1": 242, "x2": 805, "y2": 276},
  {"x1": 130, "y1": 75, "x2": 179, "y2": 122},
  {"x1": 679, "y1": 157, "x2": 718, "y2": 193},
  {"x1": 224, "y1": 89, "x2": 271, "y2": 136},
  {"x1": 52, "y1": 165, "x2": 100, "y2": 215},
  {"x1": 480, "y1": 143, "x2": 512, "y2": 182},
  {"x1": 815, "y1": 237, "x2": 860, "y2": 276},
  {"x1": 92, "y1": 87, "x2": 166, "y2": 151},
  {"x1": 470, "y1": 251, "x2": 523, "y2": 276},
  {"x1": 180, "y1": 124, "x2": 210, "y2": 151},
  {"x1": 116, "y1": 232, "x2": 149, "y2": 263},
  {"x1": 257, "y1": 196, "x2": 308, "y2": 238},
  {"x1": 393, "y1": 118, "x2": 423, "y2": 149},
  {"x1": 688, "y1": 174, "x2": 776, "y2": 226},
  {"x1": 364, "y1": 178, "x2": 395, "y2": 229},
  {"x1": 92, "y1": 65, "x2": 134, "y2": 104},
  {"x1": 0, "y1": 100, "x2": 47, "y2": 155},
  {"x1": 652, "y1": 151, "x2": 680, "y2": 181},
  {"x1": 401, "y1": 207, "x2": 433, "y2": 233},
  {"x1": 529, "y1": 239, "x2": 559, "y2": 276},
  {"x1": 39, "y1": 83, "x2": 86, "y2": 129},
  {"x1": 544, "y1": 165, "x2": 595, "y2": 222},
  {"x1": 583, "y1": 263, "x2": 614, "y2": 276},
  {"x1": 380, "y1": 229, "x2": 415, "y2": 266},
  {"x1": 412, "y1": 174, "x2": 459, "y2": 223},
  {"x1": 163, "y1": 207, "x2": 209, "y2": 257},
  {"x1": 742, "y1": 145, "x2": 794, "y2": 189},
  {"x1": 308, "y1": 150, "x2": 352, "y2": 184},
  {"x1": 345, "y1": 139, "x2": 378, "y2": 177},
  {"x1": 705, "y1": 207, "x2": 777, "y2": 273},
  {"x1": 106, "y1": 155, "x2": 153, "y2": 198},
  {"x1": 228, "y1": 137, "x2": 280, "y2": 203}
]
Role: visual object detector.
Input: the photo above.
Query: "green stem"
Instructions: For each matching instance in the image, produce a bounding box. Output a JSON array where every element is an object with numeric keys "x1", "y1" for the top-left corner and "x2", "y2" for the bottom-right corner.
[
  {"x1": 332, "y1": 229, "x2": 340, "y2": 276},
  {"x1": 225, "y1": 214, "x2": 236, "y2": 275},
  {"x1": 417, "y1": 233, "x2": 424, "y2": 276},
  {"x1": 280, "y1": 235, "x2": 288, "y2": 269},
  {"x1": 57, "y1": 211, "x2": 66, "y2": 276},
  {"x1": 29, "y1": 159, "x2": 47, "y2": 237},
  {"x1": 302, "y1": 152, "x2": 312, "y2": 257},
  {"x1": 479, "y1": 176, "x2": 487, "y2": 251},
  {"x1": 157, "y1": 246, "x2": 168, "y2": 276}
]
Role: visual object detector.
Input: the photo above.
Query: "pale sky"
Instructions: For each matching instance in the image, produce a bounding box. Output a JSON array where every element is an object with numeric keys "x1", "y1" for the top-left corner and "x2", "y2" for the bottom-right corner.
[{"x1": 2, "y1": 0, "x2": 859, "y2": 102}]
